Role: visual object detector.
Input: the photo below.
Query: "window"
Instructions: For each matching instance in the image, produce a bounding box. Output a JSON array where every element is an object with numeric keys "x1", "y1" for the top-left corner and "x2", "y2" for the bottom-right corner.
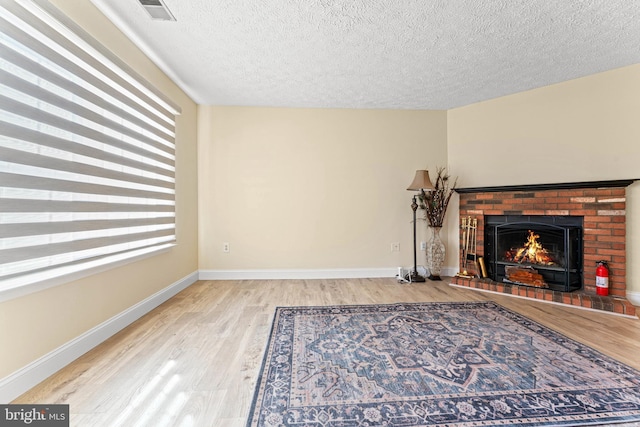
[{"x1": 0, "y1": 0, "x2": 181, "y2": 297}]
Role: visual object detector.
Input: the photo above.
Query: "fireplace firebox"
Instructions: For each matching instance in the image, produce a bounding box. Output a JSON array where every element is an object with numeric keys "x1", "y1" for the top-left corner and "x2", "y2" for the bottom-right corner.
[{"x1": 484, "y1": 215, "x2": 583, "y2": 292}]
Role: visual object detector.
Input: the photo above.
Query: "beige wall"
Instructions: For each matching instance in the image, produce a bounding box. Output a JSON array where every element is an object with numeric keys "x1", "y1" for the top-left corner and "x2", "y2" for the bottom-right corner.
[
  {"x1": 447, "y1": 64, "x2": 640, "y2": 295},
  {"x1": 0, "y1": 1, "x2": 199, "y2": 379},
  {"x1": 198, "y1": 107, "x2": 451, "y2": 273}
]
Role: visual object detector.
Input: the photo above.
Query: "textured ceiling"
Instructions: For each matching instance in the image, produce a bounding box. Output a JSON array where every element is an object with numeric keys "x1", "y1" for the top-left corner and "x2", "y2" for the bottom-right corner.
[{"x1": 90, "y1": 0, "x2": 640, "y2": 109}]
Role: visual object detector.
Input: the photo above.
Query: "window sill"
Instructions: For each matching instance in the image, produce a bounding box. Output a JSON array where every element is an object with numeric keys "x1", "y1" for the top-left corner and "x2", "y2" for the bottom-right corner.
[{"x1": 0, "y1": 244, "x2": 175, "y2": 304}]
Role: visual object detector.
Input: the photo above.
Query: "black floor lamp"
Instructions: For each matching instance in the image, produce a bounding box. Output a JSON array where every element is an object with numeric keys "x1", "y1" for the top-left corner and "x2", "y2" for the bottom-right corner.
[{"x1": 406, "y1": 170, "x2": 435, "y2": 282}]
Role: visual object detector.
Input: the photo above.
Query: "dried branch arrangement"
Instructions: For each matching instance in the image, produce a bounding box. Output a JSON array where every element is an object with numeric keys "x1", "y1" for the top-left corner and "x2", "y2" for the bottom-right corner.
[{"x1": 418, "y1": 167, "x2": 457, "y2": 228}]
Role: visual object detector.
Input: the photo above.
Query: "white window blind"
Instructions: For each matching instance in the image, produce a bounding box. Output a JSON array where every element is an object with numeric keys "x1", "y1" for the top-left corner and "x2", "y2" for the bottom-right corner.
[{"x1": 0, "y1": 0, "x2": 181, "y2": 294}]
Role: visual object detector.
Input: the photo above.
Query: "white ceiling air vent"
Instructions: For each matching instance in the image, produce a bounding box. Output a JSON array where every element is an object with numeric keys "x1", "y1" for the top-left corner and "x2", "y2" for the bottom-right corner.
[{"x1": 138, "y1": 0, "x2": 176, "y2": 21}]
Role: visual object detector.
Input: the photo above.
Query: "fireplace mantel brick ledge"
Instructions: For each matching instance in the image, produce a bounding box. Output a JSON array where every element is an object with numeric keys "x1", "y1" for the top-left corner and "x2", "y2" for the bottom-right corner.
[{"x1": 451, "y1": 180, "x2": 637, "y2": 318}]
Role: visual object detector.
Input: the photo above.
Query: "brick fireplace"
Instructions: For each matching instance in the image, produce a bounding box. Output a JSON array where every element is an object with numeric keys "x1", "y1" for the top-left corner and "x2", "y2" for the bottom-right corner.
[{"x1": 450, "y1": 180, "x2": 636, "y2": 317}]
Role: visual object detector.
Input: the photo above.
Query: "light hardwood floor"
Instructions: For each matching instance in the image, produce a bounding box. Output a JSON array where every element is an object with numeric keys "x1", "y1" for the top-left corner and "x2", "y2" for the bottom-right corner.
[{"x1": 13, "y1": 278, "x2": 640, "y2": 426}]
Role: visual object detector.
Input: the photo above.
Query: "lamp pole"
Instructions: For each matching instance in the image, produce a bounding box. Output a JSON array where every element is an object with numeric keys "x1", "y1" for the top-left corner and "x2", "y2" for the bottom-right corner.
[{"x1": 407, "y1": 194, "x2": 425, "y2": 282}]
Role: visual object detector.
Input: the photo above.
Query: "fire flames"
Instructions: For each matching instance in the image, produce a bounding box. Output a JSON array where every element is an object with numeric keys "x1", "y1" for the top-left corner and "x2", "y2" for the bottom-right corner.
[{"x1": 505, "y1": 230, "x2": 557, "y2": 266}]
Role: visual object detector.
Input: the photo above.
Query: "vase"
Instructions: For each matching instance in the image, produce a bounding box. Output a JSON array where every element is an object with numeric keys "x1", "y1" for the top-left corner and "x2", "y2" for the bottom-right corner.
[{"x1": 427, "y1": 226, "x2": 445, "y2": 280}]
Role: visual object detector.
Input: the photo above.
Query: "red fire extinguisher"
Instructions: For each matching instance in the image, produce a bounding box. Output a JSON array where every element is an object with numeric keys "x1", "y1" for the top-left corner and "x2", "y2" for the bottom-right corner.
[{"x1": 595, "y1": 261, "x2": 609, "y2": 296}]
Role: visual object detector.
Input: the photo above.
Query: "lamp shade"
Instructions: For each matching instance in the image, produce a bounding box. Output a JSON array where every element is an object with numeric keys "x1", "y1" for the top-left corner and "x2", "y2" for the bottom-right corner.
[{"x1": 407, "y1": 170, "x2": 435, "y2": 191}]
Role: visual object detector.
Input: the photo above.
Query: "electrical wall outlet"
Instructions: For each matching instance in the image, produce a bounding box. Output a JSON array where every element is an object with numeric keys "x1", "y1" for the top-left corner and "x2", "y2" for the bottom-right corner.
[
  {"x1": 391, "y1": 242, "x2": 400, "y2": 252},
  {"x1": 420, "y1": 241, "x2": 426, "y2": 251},
  {"x1": 222, "y1": 242, "x2": 230, "y2": 253}
]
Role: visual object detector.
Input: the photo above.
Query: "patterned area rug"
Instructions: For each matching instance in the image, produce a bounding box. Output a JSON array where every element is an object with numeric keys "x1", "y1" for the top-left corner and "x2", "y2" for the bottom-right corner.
[{"x1": 247, "y1": 301, "x2": 640, "y2": 427}]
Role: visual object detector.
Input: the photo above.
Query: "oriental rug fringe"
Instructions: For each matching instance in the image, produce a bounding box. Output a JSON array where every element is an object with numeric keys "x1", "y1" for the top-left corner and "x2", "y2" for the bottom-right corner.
[{"x1": 247, "y1": 301, "x2": 640, "y2": 426}]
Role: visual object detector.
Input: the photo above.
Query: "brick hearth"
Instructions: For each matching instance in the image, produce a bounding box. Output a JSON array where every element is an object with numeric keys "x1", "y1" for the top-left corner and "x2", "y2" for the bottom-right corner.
[{"x1": 450, "y1": 181, "x2": 636, "y2": 317}]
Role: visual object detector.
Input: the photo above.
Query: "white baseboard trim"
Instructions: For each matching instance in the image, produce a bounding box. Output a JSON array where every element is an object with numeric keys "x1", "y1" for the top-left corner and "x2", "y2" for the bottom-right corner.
[
  {"x1": 0, "y1": 271, "x2": 199, "y2": 403},
  {"x1": 435, "y1": 267, "x2": 458, "y2": 278},
  {"x1": 626, "y1": 291, "x2": 640, "y2": 307},
  {"x1": 199, "y1": 267, "x2": 458, "y2": 281},
  {"x1": 199, "y1": 268, "x2": 395, "y2": 280}
]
